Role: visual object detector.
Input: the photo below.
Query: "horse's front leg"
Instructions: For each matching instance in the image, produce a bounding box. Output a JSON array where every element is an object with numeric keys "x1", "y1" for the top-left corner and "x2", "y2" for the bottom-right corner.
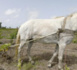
[
  {"x1": 48, "y1": 44, "x2": 59, "y2": 67},
  {"x1": 27, "y1": 41, "x2": 34, "y2": 64},
  {"x1": 58, "y1": 43, "x2": 66, "y2": 70}
]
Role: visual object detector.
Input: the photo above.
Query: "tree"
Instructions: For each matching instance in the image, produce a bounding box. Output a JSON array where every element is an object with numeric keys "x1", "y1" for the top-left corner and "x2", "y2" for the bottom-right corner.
[{"x1": 0, "y1": 22, "x2": 2, "y2": 28}]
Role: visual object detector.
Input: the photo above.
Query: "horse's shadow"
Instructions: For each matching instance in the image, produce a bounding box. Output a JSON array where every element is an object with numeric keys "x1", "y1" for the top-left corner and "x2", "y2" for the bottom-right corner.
[{"x1": 22, "y1": 52, "x2": 77, "y2": 67}]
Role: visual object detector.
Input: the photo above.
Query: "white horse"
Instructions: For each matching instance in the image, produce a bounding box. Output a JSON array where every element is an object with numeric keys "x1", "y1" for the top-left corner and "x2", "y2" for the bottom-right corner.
[{"x1": 16, "y1": 13, "x2": 77, "y2": 70}]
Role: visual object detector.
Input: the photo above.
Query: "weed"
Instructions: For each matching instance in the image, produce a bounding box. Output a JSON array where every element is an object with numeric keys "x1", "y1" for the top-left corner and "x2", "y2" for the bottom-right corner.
[
  {"x1": 10, "y1": 30, "x2": 17, "y2": 39},
  {"x1": 73, "y1": 39, "x2": 77, "y2": 43},
  {"x1": 0, "y1": 33, "x2": 3, "y2": 39},
  {"x1": 18, "y1": 59, "x2": 22, "y2": 70},
  {"x1": 23, "y1": 62, "x2": 33, "y2": 70},
  {"x1": 0, "y1": 43, "x2": 11, "y2": 51},
  {"x1": 10, "y1": 39, "x2": 13, "y2": 44},
  {"x1": 0, "y1": 28, "x2": 18, "y2": 39},
  {"x1": 0, "y1": 42, "x2": 2, "y2": 44},
  {"x1": 73, "y1": 33, "x2": 77, "y2": 43},
  {"x1": 22, "y1": 61, "x2": 39, "y2": 70},
  {"x1": 65, "y1": 65, "x2": 70, "y2": 70}
]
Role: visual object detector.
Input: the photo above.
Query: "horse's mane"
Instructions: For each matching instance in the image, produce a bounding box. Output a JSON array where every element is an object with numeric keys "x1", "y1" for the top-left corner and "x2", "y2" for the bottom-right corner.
[
  {"x1": 62, "y1": 12, "x2": 77, "y2": 30},
  {"x1": 54, "y1": 16, "x2": 64, "y2": 19},
  {"x1": 67, "y1": 12, "x2": 77, "y2": 18}
]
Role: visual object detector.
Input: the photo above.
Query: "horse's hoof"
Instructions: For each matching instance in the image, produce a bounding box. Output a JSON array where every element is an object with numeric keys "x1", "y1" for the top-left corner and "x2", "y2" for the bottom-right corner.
[{"x1": 47, "y1": 64, "x2": 52, "y2": 68}]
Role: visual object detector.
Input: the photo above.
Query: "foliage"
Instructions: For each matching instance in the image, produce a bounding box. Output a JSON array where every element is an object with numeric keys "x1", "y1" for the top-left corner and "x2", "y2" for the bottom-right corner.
[
  {"x1": 0, "y1": 42, "x2": 2, "y2": 44},
  {"x1": 72, "y1": 33, "x2": 77, "y2": 43},
  {"x1": 0, "y1": 43, "x2": 11, "y2": 51},
  {"x1": 0, "y1": 33, "x2": 3, "y2": 39},
  {"x1": 65, "y1": 65, "x2": 70, "y2": 70},
  {"x1": 0, "y1": 28, "x2": 18, "y2": 39},
  {"x1": 23, "y1": 63, "x2": 33, "y2": 70},
  {"x1": 0, "y1": 22, "x2": 2, "y2": 28},
  {"x1": 10, "y1": 29, "x2": 18, "y2": 39},
  {"x1": 22, "y1": 61, "x2": 39, "y2": 70},
  {"x1": 1, "y1": 27, "x2": 6, "y2": 29},
  {"x1": 73, "y1": 39, "x2": 77, "y2": 43},
  {"x1": 18, "y1": 59, "x2": 22, "y2": 70}
]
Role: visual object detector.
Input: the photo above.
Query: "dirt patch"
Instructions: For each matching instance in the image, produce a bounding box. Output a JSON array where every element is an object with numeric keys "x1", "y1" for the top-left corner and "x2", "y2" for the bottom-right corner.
[
  {"x1": 0, "y1": 39, "x2": 77, "y2": 70},
  {"x1": 0, "y1": 39, "x2": 16, "y2": 44}
]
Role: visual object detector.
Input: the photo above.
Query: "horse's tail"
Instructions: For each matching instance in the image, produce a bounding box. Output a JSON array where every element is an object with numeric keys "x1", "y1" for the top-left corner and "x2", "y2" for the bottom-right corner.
[{"x1": 15, "y1": 32, "x2": 20, "y2": 57}]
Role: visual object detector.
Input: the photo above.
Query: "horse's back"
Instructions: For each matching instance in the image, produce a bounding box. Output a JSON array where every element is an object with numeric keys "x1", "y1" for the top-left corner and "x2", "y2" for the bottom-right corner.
[
  {"x1": 19, "y1": 18, "x2": 64, "y2": 32},
  {"x1": 18, "y1": 18, "x2": 64, "y2": 40}
]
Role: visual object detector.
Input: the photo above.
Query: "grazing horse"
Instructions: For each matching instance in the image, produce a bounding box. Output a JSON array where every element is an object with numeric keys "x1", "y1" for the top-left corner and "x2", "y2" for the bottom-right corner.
[{"x1": 16, "y1": 13, "x2": 77, "y2": 70}]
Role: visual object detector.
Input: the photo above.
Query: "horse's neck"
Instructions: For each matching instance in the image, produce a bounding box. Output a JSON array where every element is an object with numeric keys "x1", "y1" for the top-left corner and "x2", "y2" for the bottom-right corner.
[
  {"x1": 65, "y1": 17, "x2": 76, "y2": 31},
  {"x1": 65, "y1": 22, "x2": 73, "y2": 30},
  {"x1": 57, "y1": 17, "x2": 65, "y2": 29}
]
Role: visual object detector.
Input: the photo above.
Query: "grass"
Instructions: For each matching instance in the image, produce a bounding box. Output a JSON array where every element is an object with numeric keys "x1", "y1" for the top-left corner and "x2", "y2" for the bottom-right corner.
[
  {"x1": 0, "y1": 28, "x2": 18, "y2": 39},
  {"x1": 0, "y1": 42, "x2": 2, "y2": 44},
  {"x1": 22, "y1": 62, "x2": 34, "y2": 70},
  {"x1": 72, "y1": 33, "x2": 77, "y2": 43},
  {"x1": 65, "y1": 65, "x2": 70, "y2": 70},
  {"x1": 0, "y1": 31, "x2": 3, "y2": 39},
  {"x1": 22, "y1": 61, "x2": 39, "y2": 70},
  {"x1": 9, "y1": 29, "x2": 18, "y2": 39},
  {"x1": 0, "y1": 43, "x2": 11, "y2": 51},
  {"x1": 72, "y1": 39, "x2": 77, "y2": 43}
]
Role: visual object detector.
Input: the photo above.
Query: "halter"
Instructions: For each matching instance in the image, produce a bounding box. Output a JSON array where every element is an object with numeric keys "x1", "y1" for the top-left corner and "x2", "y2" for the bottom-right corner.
[{"x1": 58, "y1": 14, "x2": 75, "y2": 35}]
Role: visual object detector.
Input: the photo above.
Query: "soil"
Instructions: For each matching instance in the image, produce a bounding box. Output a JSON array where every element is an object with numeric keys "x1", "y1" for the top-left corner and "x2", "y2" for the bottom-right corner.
[{"x1": 0, "y1": 39, "x2": 77, "y2": 70}]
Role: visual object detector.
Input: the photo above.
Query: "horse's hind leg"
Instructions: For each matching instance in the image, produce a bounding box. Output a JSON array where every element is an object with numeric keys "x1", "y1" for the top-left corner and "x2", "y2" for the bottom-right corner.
[
  {"x1": 27, "y1": 41, "x2": 34, "y2": 64},
  {"x1": 58, "y1": 43, "x2": 66, "y2": 70},
  {"x1": 18, "y1": 40, "x2": 25, "y2": 69},
  {"x1": 48, "y1": 44, "x2": 59, "y2": 67},
  {"x1": 18, "y1": 41, "x2": 25, "y2": 60}
]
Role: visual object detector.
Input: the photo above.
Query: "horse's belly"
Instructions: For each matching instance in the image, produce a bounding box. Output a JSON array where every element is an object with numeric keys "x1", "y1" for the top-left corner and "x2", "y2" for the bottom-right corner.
[{"x1": 35, "y1": 33, "x2": 58, "y2": 44}]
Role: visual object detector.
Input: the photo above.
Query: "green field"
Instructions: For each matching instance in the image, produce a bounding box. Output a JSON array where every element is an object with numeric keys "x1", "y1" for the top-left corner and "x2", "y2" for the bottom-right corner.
[{"x1": 0, "y1": 28, "x2": 18, "y2": 39}]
